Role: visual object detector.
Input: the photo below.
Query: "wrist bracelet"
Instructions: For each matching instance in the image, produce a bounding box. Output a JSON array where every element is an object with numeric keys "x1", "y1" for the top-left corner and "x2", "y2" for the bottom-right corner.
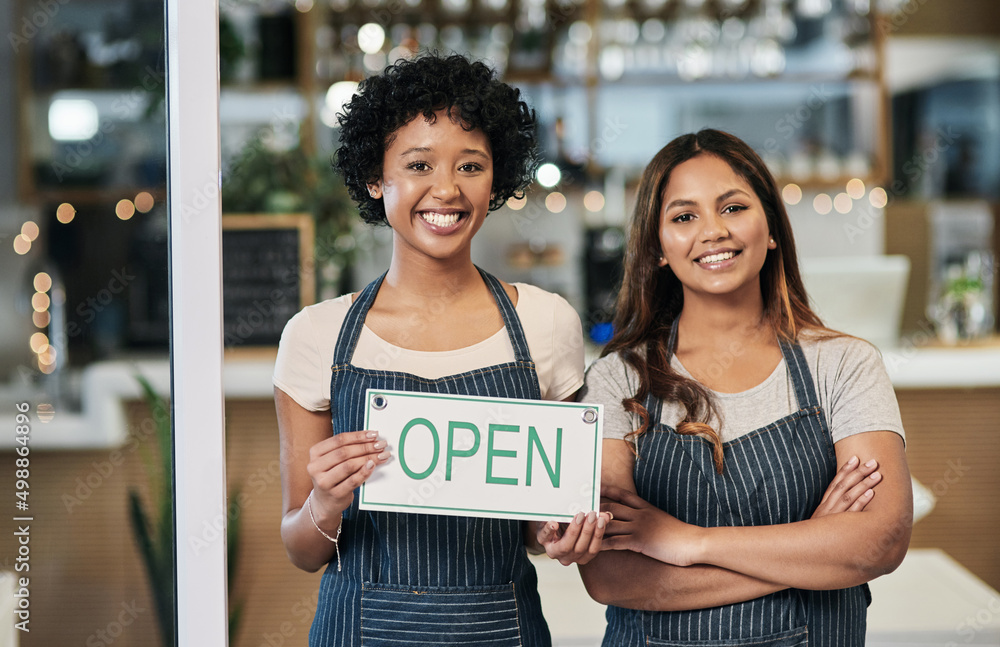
[{"x1": 306, "y1": 491, "x2": 342, "y2": 572}]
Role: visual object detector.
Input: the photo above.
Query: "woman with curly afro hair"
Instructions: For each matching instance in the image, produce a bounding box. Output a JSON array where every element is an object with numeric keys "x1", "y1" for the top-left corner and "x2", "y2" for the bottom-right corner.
[{"x1": 273, "y1": 53, "x2": 608, "y2": 646}]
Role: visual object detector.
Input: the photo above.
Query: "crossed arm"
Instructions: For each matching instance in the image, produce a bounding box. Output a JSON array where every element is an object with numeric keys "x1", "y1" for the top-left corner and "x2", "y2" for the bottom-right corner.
[{"x1": 579, "y1": 431, "x2": 911, "y2": 611}]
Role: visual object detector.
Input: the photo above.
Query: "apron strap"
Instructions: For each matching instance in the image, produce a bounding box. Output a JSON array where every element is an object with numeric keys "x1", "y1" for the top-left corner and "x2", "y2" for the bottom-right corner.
[
  {"x1": 331, "y1": 271, "x2": 386, "y2": 365},
  {"x1": 330, "y1": 267, "x2": 534, "y2": 367},
  {"x1": 477, "y1": 267, "x2": 534, "y2": 365},
  {"x1": 779, "y1": 339, "x2": 821, "y2": 411}
]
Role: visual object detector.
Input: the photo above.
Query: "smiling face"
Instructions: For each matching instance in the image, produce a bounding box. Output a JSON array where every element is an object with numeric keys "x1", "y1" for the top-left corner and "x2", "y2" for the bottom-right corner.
[
  {"x1": 658, "y1": 153, "x2": 776, "y2": 302},
  {"x1": 369, "y1": 109, "x2": 494, "y2": 265}
]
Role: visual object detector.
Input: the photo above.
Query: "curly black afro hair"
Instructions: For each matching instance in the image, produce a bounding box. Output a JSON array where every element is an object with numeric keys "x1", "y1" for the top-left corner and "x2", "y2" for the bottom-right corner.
[{"x1": 333, "y1": 53, "x2": 538, "y2": 226}]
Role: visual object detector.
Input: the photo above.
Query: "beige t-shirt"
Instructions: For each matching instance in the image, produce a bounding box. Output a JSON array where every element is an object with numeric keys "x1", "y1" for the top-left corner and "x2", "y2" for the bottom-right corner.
[{"x1": 273, "y1": 283, "x2": 585, "y2": 410}]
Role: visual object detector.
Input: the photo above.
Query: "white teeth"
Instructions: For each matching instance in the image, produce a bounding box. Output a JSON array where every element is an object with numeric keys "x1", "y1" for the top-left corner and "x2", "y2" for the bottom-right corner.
[
  {"x1": 421, "y1": 212, "x2": 461, "y2": 227},
  {"x1": 698, "y1": 251, "x2": 736, "y2": 264}
]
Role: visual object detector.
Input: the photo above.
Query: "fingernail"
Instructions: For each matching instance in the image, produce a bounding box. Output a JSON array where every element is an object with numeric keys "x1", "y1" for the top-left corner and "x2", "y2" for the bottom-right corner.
[
  {"x1": 373, "y1": 440, "x2": 386, "y2": 449},
  {"x1": 848, "y1": 456, "x2": 859, "y2": 467},
  {"x1": 597, "y1": 517, "x2": 606, "y2": 529},
  {"x1": 377, "y1": 451, "x2": 390, "y2": 461},
  {"x1": 870, "y1": 471, "x2": 881, "y2": 480},
  {"x1": 549, "y1": 522, "x2": 558, "y2": 531},
  {"x1": 574, "y1": 513, "x2": 584, "y2": 525},
  {"x1": 865, "y1": 459, "x2": 877, "y2": 468},
  {"x1": 865, "y1": 489, "x2": 874, "y2": 497},
  {"x1": 366, "y1": 459, "x2": 375, "y2": 470},
  {"x1": 366, "y1": 431, "x2": 378, "y2": 439},
  {"x1": 586, "y1": 511, "x2": 597, "y2": 524}
]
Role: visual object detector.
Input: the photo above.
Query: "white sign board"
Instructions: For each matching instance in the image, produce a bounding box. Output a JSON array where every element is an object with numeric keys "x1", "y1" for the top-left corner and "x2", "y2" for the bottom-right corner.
[{"x1": 359, "y1": 389, "x2": 602, "y2": 522}]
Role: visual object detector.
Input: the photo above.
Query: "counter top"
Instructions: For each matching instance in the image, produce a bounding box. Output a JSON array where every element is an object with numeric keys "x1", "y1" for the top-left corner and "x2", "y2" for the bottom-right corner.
[
  {"x1": 880, "y1": 339, "x2": 1000, "y2": 389},
  {"x1": 3, "y1": 341, "x2": 999, "y2": 451},
  {"x1": 0, "y1": 353, "x2": 275, "y2": 450}
]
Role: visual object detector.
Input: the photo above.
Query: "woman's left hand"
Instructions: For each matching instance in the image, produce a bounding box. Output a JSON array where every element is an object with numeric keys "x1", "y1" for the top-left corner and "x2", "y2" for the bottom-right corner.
[
  {"x1": 600, "y1": 485, "x2": 704, "y2": 567},
  {"x1": 534, "y1": 511, "x2": 610, "y2": 566}
]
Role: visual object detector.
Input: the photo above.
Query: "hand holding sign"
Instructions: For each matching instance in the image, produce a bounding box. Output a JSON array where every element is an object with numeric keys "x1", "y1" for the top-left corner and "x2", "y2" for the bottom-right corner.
[
  {"x1": 360, "y1": 389, "x2": 602, "y2": 522},
  {"x1": 307, "y1": 429, "x2": 391, "y2": 529},
  {"x1": 534, "y1": 510, "x2": 612, "y2": 566}
]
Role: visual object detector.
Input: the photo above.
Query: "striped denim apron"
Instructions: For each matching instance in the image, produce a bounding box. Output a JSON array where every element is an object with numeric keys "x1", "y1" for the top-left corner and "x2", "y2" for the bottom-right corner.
[
  {"x1": 309, "y1": 268, "x2": 551, "y2": 647},
  {"x1": 604, "y1": 322, "x2": 869, "y2": 646}
]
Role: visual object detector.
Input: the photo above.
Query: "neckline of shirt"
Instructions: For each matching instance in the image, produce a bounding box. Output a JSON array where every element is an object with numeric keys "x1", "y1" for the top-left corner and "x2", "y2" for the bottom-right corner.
[{"x1": 670, "y1": 354, "x2": 787, "y2": 399}]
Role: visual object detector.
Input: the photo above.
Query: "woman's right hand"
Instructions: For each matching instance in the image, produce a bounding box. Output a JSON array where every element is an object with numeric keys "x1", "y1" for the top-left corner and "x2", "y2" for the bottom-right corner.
[
  {"x1": 307, "y1": 430, "x2": 391, "y2": 525},
  {"x1": 811, "y1": 455, "x2": 882, "y2": 519}
]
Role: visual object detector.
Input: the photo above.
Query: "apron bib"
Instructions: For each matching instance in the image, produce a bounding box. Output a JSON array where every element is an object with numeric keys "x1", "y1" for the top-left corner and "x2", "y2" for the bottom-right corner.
[
  {"x1": 309, "y1": 268, "x2": 551, "y2": 647},
  {"x1": 604, "y1": 322, "x2": 869, "y2": 646}
]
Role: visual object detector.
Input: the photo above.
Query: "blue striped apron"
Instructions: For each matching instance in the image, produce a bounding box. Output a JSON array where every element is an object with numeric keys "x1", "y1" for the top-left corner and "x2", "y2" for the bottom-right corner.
[
  {"x1": 604, "y1": 322, "x2": 869, "y2": 646},
  {"x1": 310, "y1": 268, "x2": 551, "y2": 647}
]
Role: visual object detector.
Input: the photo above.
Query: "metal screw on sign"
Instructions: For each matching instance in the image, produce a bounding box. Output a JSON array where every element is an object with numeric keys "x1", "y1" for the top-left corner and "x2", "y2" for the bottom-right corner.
[
  {"x1": 581, "y1": 408, "x2": 597, "y2": 424},
  {"x1": 372, "y1": 394, "x2": 388, "y2": 410}
]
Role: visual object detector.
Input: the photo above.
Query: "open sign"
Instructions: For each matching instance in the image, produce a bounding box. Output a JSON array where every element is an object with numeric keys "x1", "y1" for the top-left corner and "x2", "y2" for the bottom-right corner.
[{"x1": 359, "y1": 389, "x2": 603, "y2": 521}]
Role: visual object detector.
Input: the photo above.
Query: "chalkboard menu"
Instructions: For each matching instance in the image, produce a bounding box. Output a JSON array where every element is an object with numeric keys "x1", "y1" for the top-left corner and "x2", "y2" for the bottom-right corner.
[{"x1": 222, "y1": 214, "x2": 315, "y2": 348}]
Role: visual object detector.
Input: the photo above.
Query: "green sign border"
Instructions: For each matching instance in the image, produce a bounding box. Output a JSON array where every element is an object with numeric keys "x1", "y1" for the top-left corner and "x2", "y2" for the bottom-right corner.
[{"x1": 360, "y1": 389, "x2": 602, "y2": 520}]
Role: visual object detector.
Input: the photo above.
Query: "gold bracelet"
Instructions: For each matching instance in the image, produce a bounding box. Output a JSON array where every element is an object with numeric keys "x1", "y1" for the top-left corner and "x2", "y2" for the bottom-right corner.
[{"x1": 306, "y1": 491, "x2": 342, "y2": 572}]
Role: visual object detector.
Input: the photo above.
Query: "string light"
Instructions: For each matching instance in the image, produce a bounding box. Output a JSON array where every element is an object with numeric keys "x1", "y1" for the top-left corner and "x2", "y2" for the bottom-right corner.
[
  {"x1": 134, "y1": 192, "x2": 155, "y2": 213},
  {"x1": 33, "y1": 272, "x2": 52, "y2": 292},
  {"x1": 846, "y1": 178, "x2": 866, "y2": 200},
  {"x1": 21, "y1": 221, "x2": 39, "y2": 241},
  {"x1": 31, "y1": 293, "x2": 50, "y2": 312},
  {"x1": 545, "y1": 192, "x2": 567, "y2": 213},
  {"x1": 782, "y1": 184, "x2": 803, "y2": 205},
  {"x1": 506, "y1": 196, "x2": 526, "y2": 211},
  {"x1": 834, "y1": 192, "x2": 853, "y2": 214},
  {"x1": 29, "y1": 332, "x2": 49, "y2": 354},
  {"x1": 13, "y1": 234, "x2": 31, "y2": 255},
  {"x1": 583, "y1": 190, "x2": 605, "y2": 212},
  {"x1": 869, "y1": 187, "x2": 888, "y2": 208},
  {"x1": 56, "y1": 203, "x2": 76, "y2": 224},
  {"x1": 813, "y1": 193, "x2": 833, "y2": 215},
  {"x1": 116, "y1": 199, "x2": 136, "y2": 220}
]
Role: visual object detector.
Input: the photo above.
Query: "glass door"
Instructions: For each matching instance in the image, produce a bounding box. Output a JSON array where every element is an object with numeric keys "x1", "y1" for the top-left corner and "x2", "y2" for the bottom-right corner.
[{"x1": 2, "y1": 0, "x2": 229, "y2": 644}]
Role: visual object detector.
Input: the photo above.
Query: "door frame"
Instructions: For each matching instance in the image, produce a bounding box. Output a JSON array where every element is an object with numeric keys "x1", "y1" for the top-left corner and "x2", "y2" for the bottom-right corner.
[{"x1": 166, "y1": 1, "x2": 229, "y2": 644}]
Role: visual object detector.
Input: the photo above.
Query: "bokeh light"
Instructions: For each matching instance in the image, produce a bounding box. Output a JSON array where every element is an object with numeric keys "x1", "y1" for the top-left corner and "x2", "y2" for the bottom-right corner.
[
  {"x1": 506, "y1": 196, "x2": 526, "y2": 210},
  {"x1": 583, "y1": 190, "x2": 605, "y2": 212},
  {"x1": 545, "y1": 192, "x2": 567, "y2": 213},
  {"x1": 13, "y1": 234, "x2": 31, "y2": 255},
  {"x1": 834, "y1": 193, "x2": 853, "y2": 214},
  {"x1": 32, "y1": 293, "x2": 51, "y2": 312},
  {"x1": 33, "y1": 272, "x2": 52, "y2": 292},
  {"x1": 21, "y1": 221, "x2": 39, "y2": 241},
  {"x1": 56, "y1": 203, "x2": 76, "y2": 224},
  {"x1": 135, "y1": 192, "x2": 155, "y2": 213},
  {"x1": 813, "y1": 193, "x2": 833, "y2": 215},
  {"x1": 846, "y1": 178, "x2": 866, "y2": 200},
  {"x1": 869, "y1": 187, "x2": 888, "y2": 208},
  {"x1": 782, "y1": 184, "x2": 803, "y2": 205},
  {"x1": 116, "y1": 199, "x2": 136, "y2": 220}
]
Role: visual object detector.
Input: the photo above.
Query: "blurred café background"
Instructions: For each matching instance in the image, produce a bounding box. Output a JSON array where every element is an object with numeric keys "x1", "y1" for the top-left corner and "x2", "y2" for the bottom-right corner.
[{"x1": 1, "y1": 0, "x2": 999, "y2": 645}]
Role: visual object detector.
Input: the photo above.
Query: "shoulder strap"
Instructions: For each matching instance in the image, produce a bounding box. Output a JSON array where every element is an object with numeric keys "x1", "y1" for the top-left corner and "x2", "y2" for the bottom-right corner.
[{"x1": 330, "y1": 272, "x2": 385, "y2": 365}]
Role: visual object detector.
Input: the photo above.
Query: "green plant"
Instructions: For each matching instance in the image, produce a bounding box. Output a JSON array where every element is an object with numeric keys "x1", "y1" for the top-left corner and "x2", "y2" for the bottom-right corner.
[
  {"x1": 128, "y1": 375, "x2": 174, "y2": 647},
  {"x1": 221, "y1": 134, "x2": 358, "y2": 280},
  {"x1": 129, "y1": 376, "x2": 246, "y2": 645}
]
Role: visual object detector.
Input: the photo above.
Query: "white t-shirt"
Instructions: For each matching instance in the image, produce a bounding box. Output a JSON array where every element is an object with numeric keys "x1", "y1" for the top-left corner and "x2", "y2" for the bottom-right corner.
[
  {"x1": 580, "y1": 332, "x2": 905, "y2": 445},
  {"x1": 274, "y1": 282, "x2": 585, "y2": 410}
]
